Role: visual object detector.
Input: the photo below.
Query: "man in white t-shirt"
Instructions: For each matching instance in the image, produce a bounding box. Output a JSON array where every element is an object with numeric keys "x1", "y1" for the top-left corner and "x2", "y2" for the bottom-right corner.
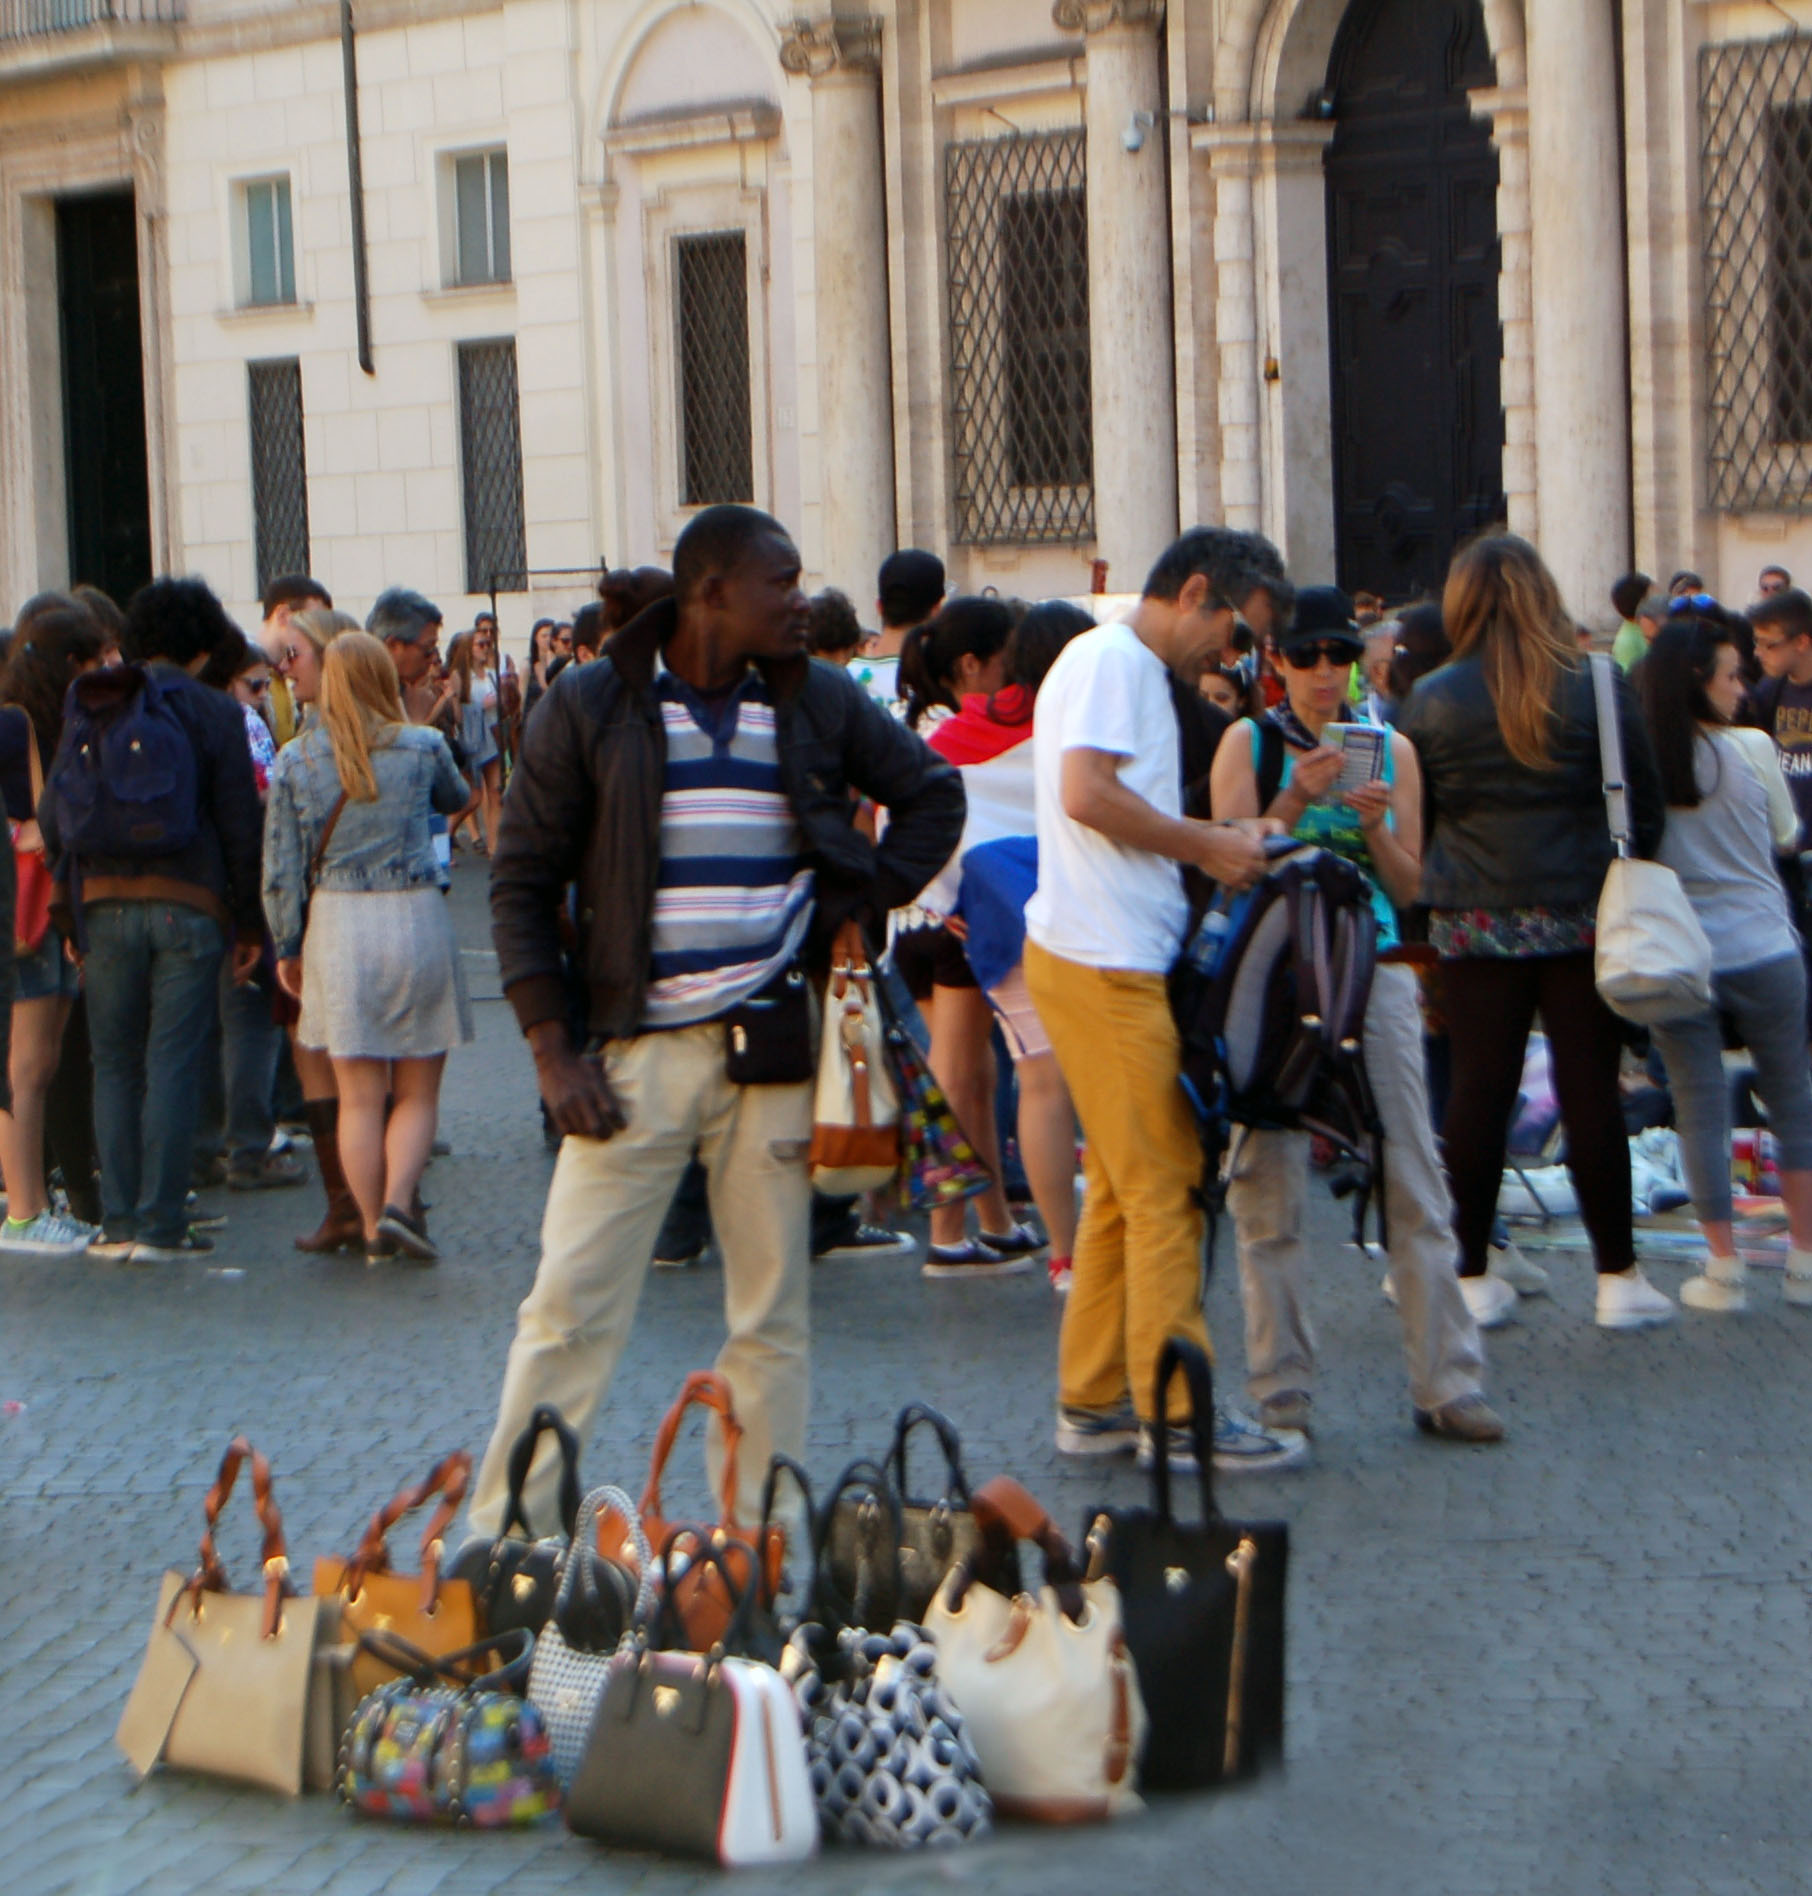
[{"x1": 1025, "y1": 527, "x2": 1308, "y2": 1477}]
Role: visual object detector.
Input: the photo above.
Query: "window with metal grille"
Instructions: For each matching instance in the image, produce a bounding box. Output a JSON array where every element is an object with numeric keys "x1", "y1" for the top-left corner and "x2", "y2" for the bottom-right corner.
[
  {"x1": 453, "y1": 150, "x2": 511, "y2": 287},
  {"x1": 675, "y1": 232, "x2": 753, "y2": 507},
  {"x1": 248, "y1": 359, "x2": 308, "y2": 594},
  {"x1": 1701, "y1": 33, "x2": 1812, "y2": 509},
  {"x1": 457, "y1": 339, "x2": 527, "y2": 593},
  {"x1": 241, "y1": 177, "x2": 295, "y2": 308},
  {"x1": 946, "y1": 130, "x2": 1092, "y2": 545}
]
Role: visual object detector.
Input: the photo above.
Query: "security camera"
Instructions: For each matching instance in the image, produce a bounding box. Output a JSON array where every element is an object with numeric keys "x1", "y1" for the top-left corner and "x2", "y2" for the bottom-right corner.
[{"x1": 1122, "y1": 110, "x2": 1154, "y2": 153}]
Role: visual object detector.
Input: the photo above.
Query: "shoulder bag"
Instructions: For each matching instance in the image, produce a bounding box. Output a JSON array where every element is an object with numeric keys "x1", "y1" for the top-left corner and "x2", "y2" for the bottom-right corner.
[
  {"x1": 1589, "y1": 651, "x2": 1715, "y2": 1023},
  {"x1": 1081, "y1": 1336, "x2": 1288, "y2": 1787},
  {"x1": 447, "y1": 1404, "x2": 583, "y2": 1637},
  {"x1": 924, "y1": 1475, "x2": 1145, "y2": 1824},
  {"x1": 312, "y1": 1451, "x2": 478, "y2": 1698},
  {"x1": 809, "y1": 920, "x2": 901, "y2": 1191},
  {"x1": 116, "y1": 1437, "x2": 329, "y2": 1797},
  {"x1": 564, "y1": 1548, "x2": 818, "y2": 1866}
]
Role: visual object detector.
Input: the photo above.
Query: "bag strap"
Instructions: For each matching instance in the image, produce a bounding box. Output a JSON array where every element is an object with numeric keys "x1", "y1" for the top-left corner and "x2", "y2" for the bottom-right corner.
[
  {"x1": 639, "y1": 1370, "x2": 745, "y2": 1530},
  {"x1": 1588, "y1": 652, "x2": 1632, "y2": 859},
  {"x1": 563, "y1": 1483, "x2": 656, "y2": 1621},
  {"x1": 355, "y1": 1625, "x2": 534, "y2": 1692},
  {"x1": 339, "y1": 1449, "x2": 472, "y2": 1609},
  {"x1": 1151, "y1": 1336, "x2": 1221, "y2": 1529},
  {"x1": 887, "y1": 1401, "x2": 973, "y2": 1507},
  {"x1": 20, "y1": 711, "x2": 44, "y2": 832},
  {"x1": 305, "y1": 788, "x2": 351, "y2": 895},
  {"x1": 502, "y1": 1404, "x2": 582, "y2": 1539},
  {"x1": 178, "y1": 1436, "x2": 293, "y2": 1639},
  {"x1": 964, "y1": 1475, "x2": 1086, "y2": 1619},
  {"x1": 651, "y1": 1528, "x2": 762, "y2": 1656},
  {"x1": 1255, "y1": 719, "x2": 1288, "y2": 816},
  {"x1": 809, "y1": 1456, "x2": 905, "y2": 1632}
]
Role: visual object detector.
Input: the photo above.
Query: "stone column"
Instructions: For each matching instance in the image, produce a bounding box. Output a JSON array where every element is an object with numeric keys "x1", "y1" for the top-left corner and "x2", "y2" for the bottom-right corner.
[
  {"x1": 1525, "y1": 0, "x2": 1629, "y2": 620},
  {"x1": 782, "y1": 17, "x2": 895, "y2": 599},
  {"x1": 1054, "y1": 0, "x2": 1176, "y2": 586},
  {"x1": 1470, "y1": 84, "x2": 1536, "y2": 543}
]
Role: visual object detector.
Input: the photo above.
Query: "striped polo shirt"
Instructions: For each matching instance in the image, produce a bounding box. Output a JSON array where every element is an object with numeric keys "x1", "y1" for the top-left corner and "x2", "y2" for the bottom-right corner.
[{"x1": 641, "y1": 661, "x2": 816, "y2": 1029}]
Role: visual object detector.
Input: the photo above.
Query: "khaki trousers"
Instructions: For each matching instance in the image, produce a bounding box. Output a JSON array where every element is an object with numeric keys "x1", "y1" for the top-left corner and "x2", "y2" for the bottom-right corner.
[
  {"x1": 468, "y1": 1022, "x2": 812, "y2": 1536},
  {"x1": 1226, "y1": 963, "x2": 1484, "y2": 1413},
  {"x1": 1025, "y1": 940, "x2": 1213, "y2": 1423}
]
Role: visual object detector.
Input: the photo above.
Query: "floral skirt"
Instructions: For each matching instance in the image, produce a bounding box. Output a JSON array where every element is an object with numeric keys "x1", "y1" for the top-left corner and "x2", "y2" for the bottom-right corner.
[{"x1": 1428, "y1": 903, "x2": 1596, "y2": 960}]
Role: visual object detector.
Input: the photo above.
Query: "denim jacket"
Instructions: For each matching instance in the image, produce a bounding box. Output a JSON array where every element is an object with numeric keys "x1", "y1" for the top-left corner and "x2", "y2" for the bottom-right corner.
[{"x1": 263, "y1": 722, "x2": 467, "y2": 957}]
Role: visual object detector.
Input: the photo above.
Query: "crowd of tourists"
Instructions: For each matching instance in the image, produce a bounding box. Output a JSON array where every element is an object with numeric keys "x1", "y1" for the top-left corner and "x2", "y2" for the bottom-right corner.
[{"x1": 6, "y1": 513, "x2": 1812, "y2": 1507}]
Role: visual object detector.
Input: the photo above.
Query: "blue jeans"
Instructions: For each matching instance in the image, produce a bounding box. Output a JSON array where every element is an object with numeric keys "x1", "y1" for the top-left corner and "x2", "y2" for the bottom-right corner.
[
  {"x1": 84, "y1": 902, "x2": 227, "y2": 1245},
  {"x1": 195, "y1": 959, "x2": 283, "y2": 1170}
]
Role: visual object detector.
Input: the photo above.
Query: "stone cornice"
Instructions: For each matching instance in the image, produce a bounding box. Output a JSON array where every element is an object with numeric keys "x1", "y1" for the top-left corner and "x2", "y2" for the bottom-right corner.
[
  {"x1": 779, "y1": 16, "x2": 881, "y2": 79},
  {"x1": 1051, "y1": 0, "x2": 1164, "y2": 34}
]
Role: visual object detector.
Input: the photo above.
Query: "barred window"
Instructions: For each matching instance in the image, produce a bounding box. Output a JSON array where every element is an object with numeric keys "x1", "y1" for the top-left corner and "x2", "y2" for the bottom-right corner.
[
  {"x1": 946, "y1": 131, "x2": 1093, "y2": 545},
  {"x1": 453, "y1": 150, "x2": 511, "y2": 287},
  {"x1": 248, "y1": 359, "x2": 308, "y2": 595},
  {"x1": 1701, "y1": 33, "x2": 1812, "y2": 509},
  {"x1": 240, "y1": 177, "x2": 295, "y2": 308},
  {"x1": 457, "y1": 338, "x2": 528, "y2": 593},
  {"x1": 675, "y1": 231, "x2": 753, "y2": 507}
]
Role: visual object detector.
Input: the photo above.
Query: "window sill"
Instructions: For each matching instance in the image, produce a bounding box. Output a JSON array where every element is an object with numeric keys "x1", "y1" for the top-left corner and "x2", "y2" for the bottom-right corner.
[
  {"x1": 423, "y1": 281, "x2": 516, "y2": 307},
  {"x1": 217, "y1": 301, "x2": 314, "y2": 327}
]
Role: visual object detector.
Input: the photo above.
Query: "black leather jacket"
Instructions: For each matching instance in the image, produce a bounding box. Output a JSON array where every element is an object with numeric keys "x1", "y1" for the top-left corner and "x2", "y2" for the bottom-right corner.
[
  {"x1": 490, "y1": 598, "x2": 965, "y2": 1041},
  {"x1": 1399, "y1": 655, "x2": 1665, "y2": 911}
]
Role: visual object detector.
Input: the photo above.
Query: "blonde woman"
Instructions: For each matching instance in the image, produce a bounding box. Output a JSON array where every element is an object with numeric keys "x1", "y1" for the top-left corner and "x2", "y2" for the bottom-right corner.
[
  {"x1": 1400, "y1": 535, "x2": 1672, "y2": 1331},
  {"x1": 263, "y1": 634, "x2": 472, "y2": 1264},
  {"x1": 273, "y1": 605, "x2": 366, "y2": 1252}
]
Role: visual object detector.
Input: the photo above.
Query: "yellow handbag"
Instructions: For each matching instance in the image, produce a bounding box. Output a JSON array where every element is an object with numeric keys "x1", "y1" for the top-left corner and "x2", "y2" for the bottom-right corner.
[{"x1": 313, "y1": 1450, "x2": 479, "y2": 1698}]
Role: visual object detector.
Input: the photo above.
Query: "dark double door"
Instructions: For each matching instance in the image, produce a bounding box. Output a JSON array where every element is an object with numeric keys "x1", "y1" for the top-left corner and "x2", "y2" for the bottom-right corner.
[
  {"x1": 58, "y1": 190, "x2": 153, "y2": 606},
  {"x1": 1324, "y1": 0, "x2": 1505, "y2": 601}
]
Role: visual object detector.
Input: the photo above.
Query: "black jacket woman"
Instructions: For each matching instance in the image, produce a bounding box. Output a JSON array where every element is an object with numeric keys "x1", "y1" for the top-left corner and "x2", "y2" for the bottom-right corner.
[{"x1": 1400, "y1": 534, "x2": 1672, "y2": 1332}]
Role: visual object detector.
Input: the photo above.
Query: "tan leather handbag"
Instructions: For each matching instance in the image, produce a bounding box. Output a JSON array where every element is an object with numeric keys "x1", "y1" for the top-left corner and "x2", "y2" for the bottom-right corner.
[
  {"x1": 313, "y1": 1450, "x2": 479, "y2": 1697},
  {"x1": 808, "y1": 921, "x2": 901, "y2": 1193},
  {"x1": 600, "y1": 1371, "x2": 784, "y2": 1650},
  {"x1": 116, "y1": 1437, "x2": 329, "y2": 1797}
]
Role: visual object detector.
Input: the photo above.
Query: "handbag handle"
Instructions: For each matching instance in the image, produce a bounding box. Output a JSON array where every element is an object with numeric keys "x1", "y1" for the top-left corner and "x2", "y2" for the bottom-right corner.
[
  {"x1": 809, "y1": 1456, "x2": 905, "y2": 1633},
  {"x1": 959, "y1": 1475, "x2": 1086, "y2": 1621},
  {"x1": 651, "y1": 1528, "x2": 763, "y2": 1658},
  {"x1": 887, "y1": 1402, "x2": 973, "y2": 1507},
  {"x1": 639, "y1": 1370, "x2": 745, "y2": 1531},
  {"x1": 562, "y1": 1483, "x2": 656, "y2": 1622},
  {"x1": 339, "y1": 1450, "x2": 472, "y2": 1611},
  {"x1": 1588, "y1": 652, "x2": 1633, "y2": 860},
  {"x1": 355, "y1": 1625, "x2": 535, "y2": 1693},
  {"x1": 501, "y1": 1403, "x2": 583, "y2": 1540},
  {"x1": 1151, "y1": 1335, "x2": 1221, "y2": 1530},
  {"x1": 179, "y1": 1435, "x2": 293, "y2": 1640}
]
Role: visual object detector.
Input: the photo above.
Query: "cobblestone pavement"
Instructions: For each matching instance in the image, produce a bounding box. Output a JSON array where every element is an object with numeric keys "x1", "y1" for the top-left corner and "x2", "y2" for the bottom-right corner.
[{"x1": 5, "y1": 864, "x2": 1810, "y2": 1896}]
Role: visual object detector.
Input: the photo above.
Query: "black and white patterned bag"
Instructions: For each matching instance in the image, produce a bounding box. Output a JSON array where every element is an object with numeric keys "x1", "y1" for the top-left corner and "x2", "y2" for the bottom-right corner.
[{"x1": 783, "y1": 1623, "x2": 991, "y2": 1849}]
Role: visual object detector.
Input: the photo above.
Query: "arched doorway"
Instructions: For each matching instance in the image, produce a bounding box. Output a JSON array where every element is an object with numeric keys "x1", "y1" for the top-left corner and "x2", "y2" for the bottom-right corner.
[{"x1": 1323, "y1": 0, "x2": 1505, "y2": 600}]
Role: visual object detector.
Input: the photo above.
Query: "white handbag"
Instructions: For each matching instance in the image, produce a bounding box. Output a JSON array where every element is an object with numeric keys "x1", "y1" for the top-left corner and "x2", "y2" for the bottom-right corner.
[
  {"x1": 808, "y1": 924, "x2": 900, "y2": 1193},
  {"x1": 1588, "y1": 652, "x2": 1715, "y2": 1024},
  {"x1": 924, "y1": 1477, "x2": 1145, "y2": 1824}
]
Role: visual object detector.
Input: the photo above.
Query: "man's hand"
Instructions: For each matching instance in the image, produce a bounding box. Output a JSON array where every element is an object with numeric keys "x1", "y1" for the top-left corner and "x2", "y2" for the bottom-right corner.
[
  {"x1": 275, "y1": 955, "x2": 304, "y2": 1001},
  {"x1": 1189, "y1": 820, "x2": 1268, "y2": 891},
  {"x1": 231, "y1": 938, "x2": 262, "y2": 986},
  {"x1": 530, "y1": 1027, "x2": 628, "y2": 1140}
]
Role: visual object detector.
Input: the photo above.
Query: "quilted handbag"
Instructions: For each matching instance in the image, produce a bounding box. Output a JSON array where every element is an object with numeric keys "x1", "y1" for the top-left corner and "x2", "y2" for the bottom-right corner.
[
  {"x1": 925, "y1": 1476, "x2": 1145, "y2": 1824},
  {"x1": 565, "y1": 1553, "x2": 817, "y2": 1866},
  {"x1": 784, "y1": 1621, "x2": 992, "y2": 1849},
  {"x1": 599, "y1": 1371, "x2": 784, "y2": 1651},
  {"x1": 337, "y1": 1629, "x2": 560, "y2": 1827},
  {"x1": 1081, "y1": 1335, "x2": 1288, "y2": 1787},
  {"x1": 313, "y1": 1451, "x2": 479, "y2": 1698},
  {"x1": 447, "y1": 1405, "x2": 581, "y2": 1638},
  {"x1": 116, "y1": 1436, "x2": 331, "y2": 1797},
  {"x1": 526, "y1": 1487, "x2": 654, "y2": 1786},
  {"x1": 809, "y1": 922, "x2": 901, "y2": 1193}
]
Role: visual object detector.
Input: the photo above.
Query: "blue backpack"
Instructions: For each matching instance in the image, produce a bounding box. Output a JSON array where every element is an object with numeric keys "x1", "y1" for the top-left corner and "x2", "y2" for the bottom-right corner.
[{"x1": 45, "y1": 663, "x2": 199, "y2": 863}]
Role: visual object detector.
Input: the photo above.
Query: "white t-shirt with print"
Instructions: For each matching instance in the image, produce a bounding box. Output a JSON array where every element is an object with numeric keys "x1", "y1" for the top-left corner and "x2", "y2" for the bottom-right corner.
[{"x1": 1025, "y1": 621, "x2": 1186, "y2": 973}]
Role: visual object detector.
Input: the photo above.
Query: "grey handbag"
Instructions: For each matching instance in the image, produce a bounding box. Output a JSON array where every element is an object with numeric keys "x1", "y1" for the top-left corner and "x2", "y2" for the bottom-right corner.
[
  {"x1": 783, "y1": 1621, "x2": 992, "y2": 1849},
  {"x1": 525, "y1": 1486, "x2": 651, "y2": 1785}
]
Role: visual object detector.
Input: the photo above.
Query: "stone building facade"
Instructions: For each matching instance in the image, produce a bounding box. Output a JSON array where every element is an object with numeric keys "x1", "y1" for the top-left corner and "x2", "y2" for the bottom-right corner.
[{"x1": 2, "y1": 0, "x2": 1811, "y2": 639}]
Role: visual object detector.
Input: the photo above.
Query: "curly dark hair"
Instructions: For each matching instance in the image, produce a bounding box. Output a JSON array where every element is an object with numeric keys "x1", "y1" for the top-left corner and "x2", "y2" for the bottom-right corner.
[
  {"x1": 806, "y1": 588, "x2": 863, "y2": 658},
  {"x1": 122, "y1": 576, "x2": 237, "y2": 667},
  {"x1": 4, "y1": 592, "x2": 109, "y2": 762}
]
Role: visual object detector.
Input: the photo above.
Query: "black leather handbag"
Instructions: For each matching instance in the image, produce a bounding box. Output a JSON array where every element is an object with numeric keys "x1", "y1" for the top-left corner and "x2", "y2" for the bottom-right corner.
[
  {"x1": 1081, "y1": 1337, "x2": 1288, "y2": 1787},
  {"x1": 448, "y1": 1405, "x2": 582, "y2": 1638}
]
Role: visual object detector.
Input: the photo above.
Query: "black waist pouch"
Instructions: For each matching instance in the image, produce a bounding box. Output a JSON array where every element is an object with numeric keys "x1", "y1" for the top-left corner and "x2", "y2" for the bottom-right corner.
[{"x1": 723, "y1": 964, "x2": 812, "y2": 1084}]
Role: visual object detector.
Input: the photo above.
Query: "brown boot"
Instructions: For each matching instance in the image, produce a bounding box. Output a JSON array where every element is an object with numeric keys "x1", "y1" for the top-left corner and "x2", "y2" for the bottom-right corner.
[{"x1": 295, "y1": 1098, "x2": 363, "y2": 1254}]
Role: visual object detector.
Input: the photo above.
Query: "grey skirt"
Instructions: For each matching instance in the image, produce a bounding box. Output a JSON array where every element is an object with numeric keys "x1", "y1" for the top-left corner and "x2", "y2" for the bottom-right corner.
[{"x1": 298, "y1": 887, "x2": 474, "y2": 1059}]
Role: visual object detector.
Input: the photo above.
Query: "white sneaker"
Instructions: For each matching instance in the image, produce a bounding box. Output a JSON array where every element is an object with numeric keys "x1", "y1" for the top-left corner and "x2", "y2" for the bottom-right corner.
[
  {"x1": 1595, "y1": 1266, "x2": 1676, "y2": 1330},
  {"x1": 1490, "y1": 1237, "x2": 1550, "y2": 1297},
  {"x1": 1784, "y1": 1269, "x2": 1812, "y2": 1308},
  {"x1": 0, "y1": 1209, "x2": 95, "y2": 1256},
  {"x1": 1680, "y1": 1259, "x2": 1748, "y2": 1314},
  {"x1": 1460, "y1": 1272, "x2": 1519, "y2": 1329}
]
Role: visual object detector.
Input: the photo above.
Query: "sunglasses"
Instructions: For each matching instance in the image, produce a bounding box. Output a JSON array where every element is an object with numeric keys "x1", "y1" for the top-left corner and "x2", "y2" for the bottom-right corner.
[
  {"x1": 1669, "y1": 592, "x2": 1717, "y2": 613},
  {"x1": 1281, "y1": 638, "x2": 1364, "y2": 670}
]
